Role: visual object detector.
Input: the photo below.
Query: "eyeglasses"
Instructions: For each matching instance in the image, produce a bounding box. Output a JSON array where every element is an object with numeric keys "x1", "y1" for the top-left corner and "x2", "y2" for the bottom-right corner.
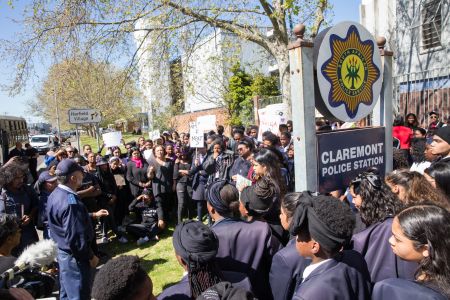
[{"x1": 237, "y1": 148, "x2": 245, "y2": 152}]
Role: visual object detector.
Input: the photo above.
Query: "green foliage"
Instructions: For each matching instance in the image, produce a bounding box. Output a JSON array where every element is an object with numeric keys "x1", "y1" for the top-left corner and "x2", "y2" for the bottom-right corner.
[{"x1": 224, "y1": 63, "x2": 280, "y2": 126}]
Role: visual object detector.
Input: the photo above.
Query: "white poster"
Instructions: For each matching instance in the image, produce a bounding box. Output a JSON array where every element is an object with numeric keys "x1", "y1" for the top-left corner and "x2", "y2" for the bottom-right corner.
[
  {"x1": 196, "y1": 115, "x2": 216, "y2": 132},
  {"x1": 102, "y1": 131, "x2": 122, "y2": 147},
  {"x1": 149, "y1": 130, "x2": 161, "y2": 141},
  {"x1": 189, "y1": 129, "x2": 204, "y2": 148},
  {"x1": 258, "y1": 103, "x2": 288, "y2": 141}
]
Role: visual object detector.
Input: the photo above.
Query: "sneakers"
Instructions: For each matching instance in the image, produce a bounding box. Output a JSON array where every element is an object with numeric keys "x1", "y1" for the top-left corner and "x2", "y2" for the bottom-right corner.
[
  {"x1": 118, "y1": 236, "x2": 128, "y2": 244},
  {"x1": 137, "y1": 236, "x2": 150, "y2": 246},
  {"x1": 151, "y1": 235, "x2": 159, "y2": 241}
]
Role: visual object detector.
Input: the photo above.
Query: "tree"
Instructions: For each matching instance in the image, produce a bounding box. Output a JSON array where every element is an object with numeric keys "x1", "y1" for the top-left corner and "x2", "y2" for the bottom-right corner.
[
  {"x1": 224, "y1": 63, "x2": 280, "y2": 126},
  {"x1": 2, "y1": 0, "x2": 330, "y2": 114},
  {"x1": 28, "y1": 59, "x2": 139, "y2": 134}
]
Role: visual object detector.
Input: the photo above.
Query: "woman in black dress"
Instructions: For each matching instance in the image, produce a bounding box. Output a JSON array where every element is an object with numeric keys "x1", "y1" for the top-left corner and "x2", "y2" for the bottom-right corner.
[{"x1": 148, "y1": 145, "x2": 174, "y2": 227}]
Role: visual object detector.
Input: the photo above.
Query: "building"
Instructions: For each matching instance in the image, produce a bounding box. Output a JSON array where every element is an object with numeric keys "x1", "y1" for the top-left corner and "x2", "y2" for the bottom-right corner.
[
  {"x1": 134, "y1": 25, "x2": 275, "y2": 129},
  {"x1": 360, "y1": 0, "x2": 449, "y2": 125},
  {"x1": 182, "y1": 28, "x2": 274, "y2": 113},
  {"x1": 133, "y1": 19, "x2": 173, "y2": 130}
]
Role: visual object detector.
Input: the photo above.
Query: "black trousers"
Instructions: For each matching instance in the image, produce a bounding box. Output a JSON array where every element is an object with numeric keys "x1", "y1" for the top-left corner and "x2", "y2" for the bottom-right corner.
[
  {"x1": 176, "y1": 182, "x2": 192, "y2": 224},
  {"x1": 155, "y1": 193, "x2": 172, "y2": 222},
  {"x1": 126, "y1": 223, "x2": 158, "y2": 239}
]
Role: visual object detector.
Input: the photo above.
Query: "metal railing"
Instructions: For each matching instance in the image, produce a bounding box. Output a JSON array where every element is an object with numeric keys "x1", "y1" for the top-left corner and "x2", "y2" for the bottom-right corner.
[{"x1": 393, "y1": 67, "x2": 450, "y2": 126}]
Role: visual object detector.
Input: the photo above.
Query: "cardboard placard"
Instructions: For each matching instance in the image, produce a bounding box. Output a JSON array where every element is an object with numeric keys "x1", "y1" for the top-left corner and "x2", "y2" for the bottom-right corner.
[{"x1": 102, "y1": 131, "x2": 122, "y2": 147}]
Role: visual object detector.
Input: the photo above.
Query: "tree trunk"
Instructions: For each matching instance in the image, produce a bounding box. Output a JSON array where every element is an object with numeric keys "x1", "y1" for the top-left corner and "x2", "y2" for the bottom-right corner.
[{"x1": 272, "y1": 46, "x2": 292, "y2": 119}]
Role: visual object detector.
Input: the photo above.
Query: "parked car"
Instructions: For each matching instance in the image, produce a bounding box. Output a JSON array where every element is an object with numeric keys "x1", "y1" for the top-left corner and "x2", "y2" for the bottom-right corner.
[{"x1": 29, "y1": 135, "x2": 57, "y2": 154}]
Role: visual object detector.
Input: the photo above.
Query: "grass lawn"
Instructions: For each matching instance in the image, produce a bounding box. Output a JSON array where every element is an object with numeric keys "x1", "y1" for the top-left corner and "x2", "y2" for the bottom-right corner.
[
  {"x1": 100, "y1": 223, "x2": 184, "y2": 295},
  {"x1": 78, "y1": 132, "x2": 185, "y2": 294},
  {"x1": 76, "y1": 132, "x2": 141, "y2": 155}
]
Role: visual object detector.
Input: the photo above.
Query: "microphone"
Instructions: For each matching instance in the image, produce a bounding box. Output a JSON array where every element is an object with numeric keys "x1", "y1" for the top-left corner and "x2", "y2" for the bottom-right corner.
[
  {"x1": 0, "y1": 239, "x2": 57, "y2": 283},
  {"x1": 14, "y1": 239, "x2": 57, "y2": 269}
]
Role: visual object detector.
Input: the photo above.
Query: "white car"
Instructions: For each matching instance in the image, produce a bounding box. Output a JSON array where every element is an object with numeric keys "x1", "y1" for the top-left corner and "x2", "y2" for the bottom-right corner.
[{"x1": 29, "y1": 135, "x2": 57, "y2": 154}]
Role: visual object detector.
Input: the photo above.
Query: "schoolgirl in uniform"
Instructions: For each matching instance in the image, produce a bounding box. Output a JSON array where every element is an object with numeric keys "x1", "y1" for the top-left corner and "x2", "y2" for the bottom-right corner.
[
  {"x1": 373, "y1": 205, "x2": 450, "y2": 299},
  {"x1": 350, "y1": 168, "x2": 417, "y2": 283},
  {"x1": 269, "y1": 192, "x2": 310, "y2": 300}
]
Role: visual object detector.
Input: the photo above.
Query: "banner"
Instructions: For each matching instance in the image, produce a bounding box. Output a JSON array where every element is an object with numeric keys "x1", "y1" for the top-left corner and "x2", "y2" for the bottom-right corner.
[
  {"x1": 317, "y1": 127, "x2": 385, "y2": 193},
  {"x1": 102, "y1": 131, "x2": 122, "y2": 147},
  {"x1": 149, "y1": 130, "x2": 161, "y2": 141},
  {"x1": 196, "y1": 115, "x2": 216, "y2": 132},
  {"x1": 258, "y1": 103, "x2": 288, "y2": 140}
]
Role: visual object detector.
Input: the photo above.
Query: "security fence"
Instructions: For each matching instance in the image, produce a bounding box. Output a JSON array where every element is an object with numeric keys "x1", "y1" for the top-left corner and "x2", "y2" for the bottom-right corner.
[{"x1": 393, "y1": 67, "x2": 450, "y2": 126}]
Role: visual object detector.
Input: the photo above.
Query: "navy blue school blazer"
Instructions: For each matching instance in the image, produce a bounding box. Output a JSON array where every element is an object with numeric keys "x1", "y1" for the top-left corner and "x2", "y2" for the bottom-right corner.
[
  {"x1": 351, "y1": 217, "x2": 418, "y2": 283},
  {"x1": 292, "y1": 250, "x2": 372, "y2": 300},
  {"x1": 373, "y1": 278, "x2": 448, "y2": 300},
  {"x1": 212, "y1": 218, "x2": 281, "y2": 300},
  {"x1": 269, "y1": 238, "x2": 310, "y2": 300}
]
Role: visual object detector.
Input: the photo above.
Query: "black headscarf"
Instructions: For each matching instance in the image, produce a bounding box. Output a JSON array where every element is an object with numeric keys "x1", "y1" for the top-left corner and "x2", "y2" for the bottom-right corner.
[
  {"x1": 207, "y1": 180, "x2": 231, "y2": 216},
  {"x1": 290, "y1": 192, "x2": 348, "y2": 252},
  {"x1": 173, "y1": 220, "x2": 219, "y2": 270},
  {"x1": 240, "y1": 185, "x2": 273, "y2": 217}
]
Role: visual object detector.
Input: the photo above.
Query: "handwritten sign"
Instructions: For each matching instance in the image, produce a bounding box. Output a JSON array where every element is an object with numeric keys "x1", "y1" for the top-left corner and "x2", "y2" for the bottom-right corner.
[
  {"x1": 257, "y1": 103, "x2": 288, "y2": 140},
  {"x1": 102, "y1": 131, "x2": 122, "y2": 147},
  {"x1": 190, "y1": 129, "x2": 204, "y2": 148}
]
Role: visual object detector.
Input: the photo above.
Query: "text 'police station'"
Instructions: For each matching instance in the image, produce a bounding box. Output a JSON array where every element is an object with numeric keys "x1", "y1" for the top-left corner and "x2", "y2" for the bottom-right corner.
[{"x1": 321, "y1": 142, "x2": 384, "y2": 176}]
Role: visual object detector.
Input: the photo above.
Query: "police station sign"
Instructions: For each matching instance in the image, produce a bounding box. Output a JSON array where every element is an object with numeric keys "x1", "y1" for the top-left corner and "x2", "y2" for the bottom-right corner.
[{"x1": 317, "y1": 127, "x2": 385, "y2": 193}]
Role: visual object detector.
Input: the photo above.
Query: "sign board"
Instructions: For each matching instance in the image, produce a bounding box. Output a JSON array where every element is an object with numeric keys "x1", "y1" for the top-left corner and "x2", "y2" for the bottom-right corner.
[
  {"x1": 102, "y1": 131, "x2": 122, "y2": 147},
  {"x1": 317, "y1": 127, "x2": 385, "y2": 193},
  {"x1": 258, "y1": 103, "x2": 288, "y2": 140},
  {"x1": 68, "y1": 109, "x2": 102, "y2": 124},
  {"x1": 189, "y1": 129, "x2": 204, "y2": 148},
  {"x1": 315, "y1": 22, "x2": 382, "y2": 122},
  {"x1": 149, "y1": 130, "x2": 161, "y2": 141},
  {"x1": 196, "y1": 115, "x2": 216, "y2": 132}
]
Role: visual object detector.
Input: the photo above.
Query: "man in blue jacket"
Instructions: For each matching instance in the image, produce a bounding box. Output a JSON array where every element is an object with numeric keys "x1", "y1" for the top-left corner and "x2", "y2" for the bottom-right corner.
[{"x1": 47, "y1": 159, "x2": 98, "y2": 300}]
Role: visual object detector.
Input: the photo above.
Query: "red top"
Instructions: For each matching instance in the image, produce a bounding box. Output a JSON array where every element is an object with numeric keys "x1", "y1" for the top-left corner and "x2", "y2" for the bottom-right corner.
[{"x1": 393, "y1": 126, "x2": 412, "y2": 149}]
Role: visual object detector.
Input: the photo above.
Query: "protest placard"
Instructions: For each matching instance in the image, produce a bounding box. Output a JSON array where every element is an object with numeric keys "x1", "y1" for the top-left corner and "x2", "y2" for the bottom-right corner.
[
  {"x1": 196, "y1": 115, "x2": 216, "y2": 132},
  {"x1": 149, "y1": 130, "x2": 161, "y2": 141},
  {"x1": 102, "y1": 131, "x2": 122, "y2": 147},
  {"x1": 190, "y1": 128, "x2": 204, "y2": 148},
  {"x1": 257, "y1": 103, "x2": 288, "y2": 140}
]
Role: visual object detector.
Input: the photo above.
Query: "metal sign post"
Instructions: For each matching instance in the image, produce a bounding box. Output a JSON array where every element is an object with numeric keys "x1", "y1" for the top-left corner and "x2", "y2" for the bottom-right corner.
[
  {"x1": 75, "y1": 124, "x2": 80, "y2": 151},
  {"x1": 288, "y1": 25, "x2": 318, "y2": 192}
]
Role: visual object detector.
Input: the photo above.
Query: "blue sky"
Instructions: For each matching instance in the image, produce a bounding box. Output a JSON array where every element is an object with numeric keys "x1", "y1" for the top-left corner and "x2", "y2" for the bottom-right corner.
[{"x1": 0, "y1": 0, "x2": 361, "y2": 123}]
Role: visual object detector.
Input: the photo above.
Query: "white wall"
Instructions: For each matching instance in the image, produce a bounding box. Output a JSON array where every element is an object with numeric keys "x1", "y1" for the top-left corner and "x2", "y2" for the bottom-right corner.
[{"x1": 134, "y1": 19, "x2": 173, "y2": 125}]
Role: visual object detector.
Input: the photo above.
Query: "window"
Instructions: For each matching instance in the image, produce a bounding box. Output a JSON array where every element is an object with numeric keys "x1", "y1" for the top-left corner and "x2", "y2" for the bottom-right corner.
[{"x1": 421, "y1": 0, "x2": 442, "y2": 50}]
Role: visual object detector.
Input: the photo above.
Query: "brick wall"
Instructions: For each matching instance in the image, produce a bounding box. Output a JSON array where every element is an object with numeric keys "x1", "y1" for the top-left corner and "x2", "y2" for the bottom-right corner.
[{"x1": 170, "y1": 107, "x2": 232, "y2": 135}]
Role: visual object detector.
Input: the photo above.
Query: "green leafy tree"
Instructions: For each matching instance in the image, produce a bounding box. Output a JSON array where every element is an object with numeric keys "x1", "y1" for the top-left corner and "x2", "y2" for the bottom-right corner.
[
  {"x1": 225, "y1": 63, "x2": 280, "y2": 126},
  {"x1": 2, "y1": 0, "x2": 331, "y2": 114},
  {"x1": 28, "y1": 59, "x2": 139, "y2": 133}
]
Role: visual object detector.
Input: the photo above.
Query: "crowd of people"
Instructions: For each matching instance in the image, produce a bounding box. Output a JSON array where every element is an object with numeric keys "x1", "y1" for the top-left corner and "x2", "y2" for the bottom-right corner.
[{"x1": 0, "y1": 113, "x2": 449, "y2": 300}]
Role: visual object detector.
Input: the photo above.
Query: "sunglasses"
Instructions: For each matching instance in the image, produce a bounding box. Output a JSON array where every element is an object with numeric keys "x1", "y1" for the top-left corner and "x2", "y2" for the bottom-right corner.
[{"x1": 430, "y1": 115, "x2": 438, "y2": 119}]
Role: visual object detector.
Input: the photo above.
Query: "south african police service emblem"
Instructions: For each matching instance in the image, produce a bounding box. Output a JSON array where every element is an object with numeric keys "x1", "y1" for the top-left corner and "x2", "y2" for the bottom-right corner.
[{"x1": 316, "y1": 22, "x2": 382, "y2": 122}]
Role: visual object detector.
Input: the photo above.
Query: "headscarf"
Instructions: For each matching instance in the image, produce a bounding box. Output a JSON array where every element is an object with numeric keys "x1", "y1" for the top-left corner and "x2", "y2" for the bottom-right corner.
[
  {"x1": 290, "y1": 192, "x2": 348, "y2": 252},
  {"x1": 240, "y1": 185, "x2": 273, "y2": 217},
  {"x1": 172, "y1": 220, "x2": 218, "y2": 270},
  {"x1": 207, "y1": 180, "x2": 233, "y2": 216}
]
